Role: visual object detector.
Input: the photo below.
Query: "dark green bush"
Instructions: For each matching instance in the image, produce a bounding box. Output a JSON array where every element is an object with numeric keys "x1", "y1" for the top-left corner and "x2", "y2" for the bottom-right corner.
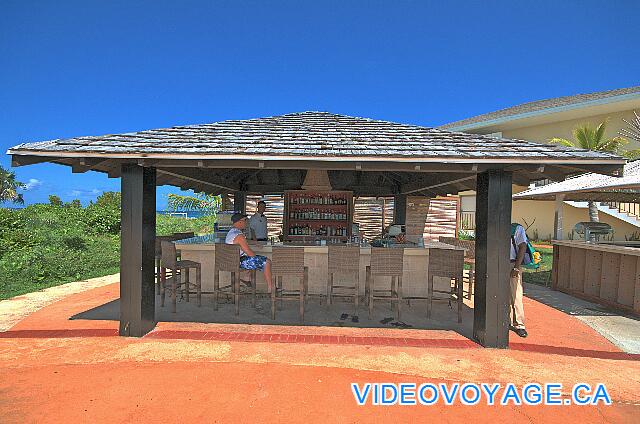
[{"x1": 83, "y1": 192, "x2": 121, "y2": 234}]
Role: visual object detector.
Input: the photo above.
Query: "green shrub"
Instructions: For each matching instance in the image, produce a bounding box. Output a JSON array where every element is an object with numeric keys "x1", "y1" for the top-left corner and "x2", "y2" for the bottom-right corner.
[
  {"x1": 83, "y1": 192, "x2": 121, "y2": 234},
  {"x1": 156, "y1": 214, "x2": 215, "y2": 236},
  {"x1": 0, "y1": 191, "x2": 219, "y2": 299}
]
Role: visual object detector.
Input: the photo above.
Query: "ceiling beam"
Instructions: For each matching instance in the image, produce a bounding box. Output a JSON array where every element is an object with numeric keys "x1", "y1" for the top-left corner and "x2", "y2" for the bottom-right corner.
[
  {"x1": 401, "y1": 175, "x2": 477, "y2": 195},
  {"x1": 71, "y1": 158, "x2": 112, "y2": 173},
  {"x1": 157, "y1": 170, "x2": 238, "y2": 192},
  {"x1": 11, "y1": 155, "x2": 53, "y2": 167}
]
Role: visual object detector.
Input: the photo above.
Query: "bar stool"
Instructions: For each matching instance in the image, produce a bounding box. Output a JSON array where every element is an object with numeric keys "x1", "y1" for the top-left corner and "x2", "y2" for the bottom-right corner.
[
  {"x1": 459, "y1": 240, "x2": 476, "y2": 300},
  {"x1": 160, "y1": 241, "x2": 202, "y2": 313},
  {"x1": 327, "y1": 245, "x2": 360, "y2": 312},
  {"x1": 427, "y1": 247, "x2": 464, "y2": 323},
  {"x1": 271, "y1": 247, "x2": 308, "y2": 321},
  {"x1": 439, "y1": 236, "x2": 476, "y2": 300},
  {"x1": 155, "y1": 236, "x2": 176, "y2": 295},
  {"x1": 213, "y1": 244, "x2": 257, "y2": 315},
  {"x1": 366, "y1": 248, "x2": 404, "y2": 319}
]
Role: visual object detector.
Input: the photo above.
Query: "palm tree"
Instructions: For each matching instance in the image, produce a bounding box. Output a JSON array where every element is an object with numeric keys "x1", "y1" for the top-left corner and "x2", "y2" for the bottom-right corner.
[
  {"x1": 619, "y1": 111, "x2": 640, "y2": 159},
  {"x1": 0, "y1": 165, "x2": 26, "y2": 205},
  {"x1": 550, "y1": 119, "x2": 628, "y2": 222},
  {"x1": 167, "y1": 192, "x2": 223, "y2": 212},
  {"x1": 166, "y1": 192, "x2": 223, "y2": 228}
]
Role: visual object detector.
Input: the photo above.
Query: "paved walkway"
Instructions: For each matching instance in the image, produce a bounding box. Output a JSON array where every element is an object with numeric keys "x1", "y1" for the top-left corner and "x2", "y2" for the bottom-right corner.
[
  {"x1": 1, "y1": 280, "x2": 639, "y2": 423},
  {"x1": 524, "y1": 283, "x2": 640, "y2": 354}
]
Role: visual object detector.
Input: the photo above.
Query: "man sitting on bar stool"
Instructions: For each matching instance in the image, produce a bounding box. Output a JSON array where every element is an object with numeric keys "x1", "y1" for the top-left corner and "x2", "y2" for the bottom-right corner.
[{"x1": 226, "y1": 213, "x2": 274, "y2": 293}]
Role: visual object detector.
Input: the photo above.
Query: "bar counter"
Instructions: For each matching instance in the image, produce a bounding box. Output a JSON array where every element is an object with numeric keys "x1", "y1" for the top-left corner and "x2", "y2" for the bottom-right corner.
[
  {"x1": 552, "y1": 240, "x2": 640, "y2": 315},
  {"x1": 176, "y1": 236, "x2": 462, "y2": 297}
]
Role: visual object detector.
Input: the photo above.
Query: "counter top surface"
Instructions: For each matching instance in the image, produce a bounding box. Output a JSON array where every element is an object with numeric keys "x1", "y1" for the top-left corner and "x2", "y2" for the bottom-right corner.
[
  {"x1": 175, "y1": 235, "x2": 462, "y2": 252},
  {"x1": 552, "y1": 239, "x2": 640, "y2": 256}
]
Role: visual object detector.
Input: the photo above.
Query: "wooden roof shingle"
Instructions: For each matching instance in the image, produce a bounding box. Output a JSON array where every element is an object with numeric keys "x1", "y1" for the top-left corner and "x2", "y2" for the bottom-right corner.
[{"x1": 7, "y1": 111, "x2": 625, "y2": 164}]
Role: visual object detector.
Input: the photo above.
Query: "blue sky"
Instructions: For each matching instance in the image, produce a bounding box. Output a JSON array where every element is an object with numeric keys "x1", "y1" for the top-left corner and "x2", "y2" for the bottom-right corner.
[{"x1": 2, "y1": 0, "x2": 639, "y2": 208}]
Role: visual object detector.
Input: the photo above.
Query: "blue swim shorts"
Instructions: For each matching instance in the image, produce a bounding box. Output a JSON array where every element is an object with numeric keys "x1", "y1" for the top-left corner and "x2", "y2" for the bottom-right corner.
[{"x1": 239, "y1": 255, "x2": 268, "y2": 271}]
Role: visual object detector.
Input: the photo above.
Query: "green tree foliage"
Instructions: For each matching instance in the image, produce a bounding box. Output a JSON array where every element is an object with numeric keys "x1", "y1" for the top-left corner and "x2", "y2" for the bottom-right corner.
[
  {"x1": 167, "y1": 192, "x2": 221, "y2": 231},
  {"x1": 0, "y1": 165, "x2": 25, "y2": 204},
  {"x1": 1, "y1": 189, "x2": 217, "y2": 299},
  {"x1": 0, "y1": 202, "x2": 119, "y2": 299},
  {"x1": 550, "y1": 119, "x2": 629, "y2": 222},
  {"x1": 549, "y1": 119, "x2": 628, "y2": 153},
  {"x1": 84, "y1": 191, "x2": 121, "y2": 234},
  {"x1": 167, "y1": 192, "x2": 221, "y2": 214},
  {"x1": 48, "y1": 194, "x2": 63, "y2": 206}
]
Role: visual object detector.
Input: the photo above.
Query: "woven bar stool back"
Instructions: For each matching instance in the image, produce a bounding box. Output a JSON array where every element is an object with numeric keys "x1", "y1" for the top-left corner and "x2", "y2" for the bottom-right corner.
[
  {"x1": 161, "y1": 240, "x2": 178, "y2": 270},
  {"x1": 215, "y1": 243, "x2": 240, "y2": 272},
  {"x1": 213, "y1": 243, "x2": 255, "y2": 315},
  {"x1": 327, "y1": 245, "x2": 360, "y2": 311},
  {"x1": 271, "y1": 247, "x2": 308, "y2": 321},
  {"x1": 155, "y1": 235, "x2": 174, "y2": 295},
  {"x1": 328, "y1": 245, "x2": 360, "y2": 273},
  {"x1": 439, "y1": 236, "x2": 476, "y2": 300},
  {"x1": 366, "y1": 248, "x2": 404, "y2": 319},
  {"x1": 159, "y1": 241, "x2": 202, "y2": 312},
  {"x1": 370, "y1": 248, "x2": 404, "y2": 276},
  {"x1": 427, "y1": 247, "x2": 464, "y2": 322},
  {"x1": 272, "y1": 247, "x2": 305, "y2": 277}
]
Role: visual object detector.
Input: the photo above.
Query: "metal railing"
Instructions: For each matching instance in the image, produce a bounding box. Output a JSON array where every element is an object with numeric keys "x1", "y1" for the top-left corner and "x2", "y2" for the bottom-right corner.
[
  {"x1": 460, "y1": 210, "x2": 476, "y2": 230},
  {"x1": 602, "y1": 202, "x2": 640, "y2": 220}
]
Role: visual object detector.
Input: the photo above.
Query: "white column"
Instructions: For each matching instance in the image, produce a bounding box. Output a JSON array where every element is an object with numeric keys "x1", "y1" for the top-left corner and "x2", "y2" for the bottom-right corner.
[{"x1": 553, "y1": 194, "x2": 565, "y2": 240}]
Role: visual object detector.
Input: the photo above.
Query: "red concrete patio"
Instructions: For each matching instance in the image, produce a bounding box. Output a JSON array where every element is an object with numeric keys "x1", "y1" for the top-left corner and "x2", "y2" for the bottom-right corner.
[{"x1": 1, "y1": 281, "x2": 639, "y2": 423}]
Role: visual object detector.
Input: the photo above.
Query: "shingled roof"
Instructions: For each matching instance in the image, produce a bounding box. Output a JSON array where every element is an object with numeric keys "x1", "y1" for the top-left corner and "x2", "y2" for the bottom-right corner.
[
  {"x1": 6, "y1": 111, "x2": 625, "y2": 163},
  {"x1": 7, "y1": 112, "x2": 626, "y2": 196},
  {"x1": 440, "y1": 86, "x2": 640, "y2": 131},
  {"x1": 513, "y1": 160, "x2": 640, "y2": 202}
]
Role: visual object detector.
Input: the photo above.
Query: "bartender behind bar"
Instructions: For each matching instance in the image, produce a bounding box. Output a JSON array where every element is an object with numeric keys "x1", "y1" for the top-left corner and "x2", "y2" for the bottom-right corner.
[{"x1": 249, "y1": 200, "x2": 269, "y2": 241}]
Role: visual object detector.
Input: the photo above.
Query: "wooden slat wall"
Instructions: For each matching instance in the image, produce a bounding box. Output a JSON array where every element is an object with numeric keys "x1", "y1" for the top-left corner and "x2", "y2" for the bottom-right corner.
[
  {"x1": 423, "y1": 197, "x2": 459, "y2": 242},
  {"x1": 600, "y1": 252, "x2": 620, "y2": 302},
  {"x1": 246, "y1": 195, "x2": 285, "y2": 239},
  {"x1": 406, "y1": 196, "x2": 430, "y2": 238},
  {"x1": 241, "y1": 194, "x2": 459, "y2": 244},
  {"x1": 557, "y1": 246, "x2": 571, "y2": 290},
  {"x1": 617, "y1": 255, "x2": 637, "y2": 307},
  {"x1": 553, "y1": 243, "x2": 640, "y2": 315},
  {"x1": 584, "y1": 250, "x2": 603, "y2": 297},
  {"x1": 569, "y1": 247, "x2": 586, "y2": 292},
  {"x1": 353, "y1": 197, "x2": 395, "y2": 241}
]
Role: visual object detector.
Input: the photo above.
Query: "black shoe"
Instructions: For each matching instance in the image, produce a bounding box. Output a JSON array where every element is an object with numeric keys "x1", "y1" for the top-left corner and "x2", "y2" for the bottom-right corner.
[{"x1": 515, "y1": 328, "x2": 528, "y2": 338}]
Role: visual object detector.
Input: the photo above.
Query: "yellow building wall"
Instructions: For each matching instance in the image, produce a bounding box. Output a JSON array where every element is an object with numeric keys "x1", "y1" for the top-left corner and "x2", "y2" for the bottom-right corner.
[
  {"x1": 479, "y1": 107, "x2": 640, "y2": 240},
  {"x1": 511, "y1": 186, "x2": 640, "y2": 241},
  {"x1": 502, "y1": 109, "x2": 639, "y2": 149}
]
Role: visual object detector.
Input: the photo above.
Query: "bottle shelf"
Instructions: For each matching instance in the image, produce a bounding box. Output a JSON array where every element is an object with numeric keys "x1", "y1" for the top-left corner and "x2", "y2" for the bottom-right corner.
[
  {"x1": 284, "y1": 190, "x2": 353, "y2": 241},
  {"x1": 288, "y1": 219, "x2": 349, "y2": 223}
]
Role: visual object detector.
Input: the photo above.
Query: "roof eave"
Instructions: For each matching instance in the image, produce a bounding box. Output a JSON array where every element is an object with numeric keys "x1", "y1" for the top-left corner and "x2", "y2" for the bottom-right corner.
[
  {"x1": 443, "y1": 92, "x2": 640, "y2": 132},
  {"x1": 7, "y1": 148, "x2": 627, "y2": 166}
]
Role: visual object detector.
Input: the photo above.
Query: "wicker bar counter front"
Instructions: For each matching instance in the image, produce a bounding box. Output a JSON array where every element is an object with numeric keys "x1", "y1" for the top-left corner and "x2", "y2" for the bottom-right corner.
[{"x1": 175, "y1": 238, "x2": 462, "y2": 301}]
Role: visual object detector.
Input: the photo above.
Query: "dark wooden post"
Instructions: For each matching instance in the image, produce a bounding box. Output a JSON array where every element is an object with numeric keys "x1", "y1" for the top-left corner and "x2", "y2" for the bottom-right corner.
[
  {"x1": 120, "y1": 164, "x2": 157, "y2": 337},
  {"x1": 234, "y1": 191, "x2": 246, "y2": 214},
  {"x1": 394, "y1": 194, "x2": 407, "y2": 225},
  {"x1": 473, "y1": 169, "x2": 512, "y2": 348}
]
